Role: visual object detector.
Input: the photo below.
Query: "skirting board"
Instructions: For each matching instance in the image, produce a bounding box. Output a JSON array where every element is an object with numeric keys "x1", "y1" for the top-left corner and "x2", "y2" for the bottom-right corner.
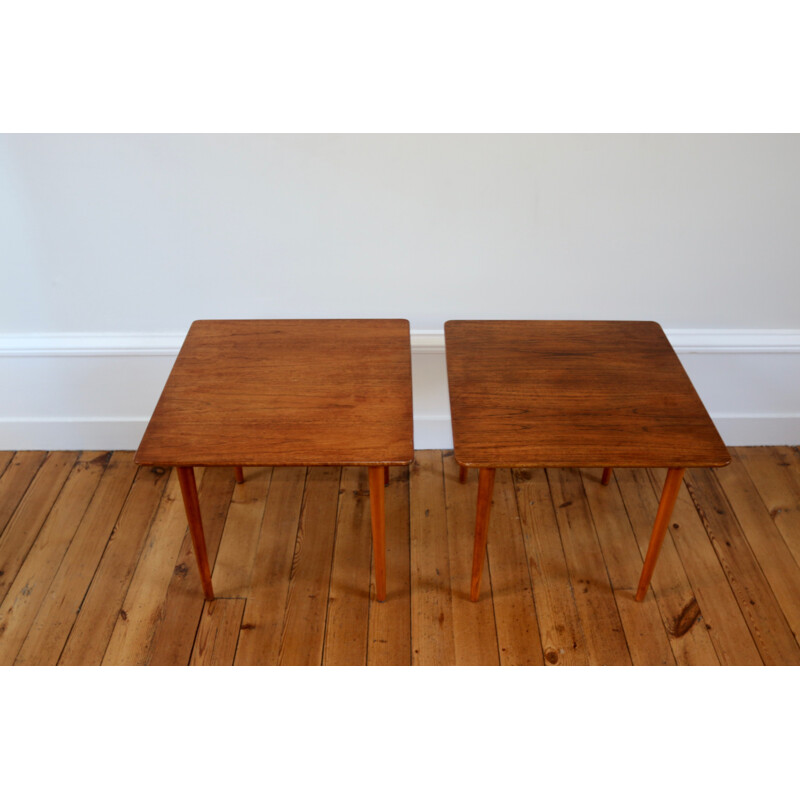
[{"x1": 1, "y1": 329, "x2": 799, "y2": 450}]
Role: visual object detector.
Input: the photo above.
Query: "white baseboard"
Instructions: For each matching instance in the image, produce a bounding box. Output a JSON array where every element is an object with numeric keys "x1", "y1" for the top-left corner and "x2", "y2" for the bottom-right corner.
[
  {"x1": 3, "y1": 328, "x2": 799, "y2": 357},
  {"x1": 707, "y1": 414, "x2": 800, "y2": 447},
  {"x1": 413, "y1": 416, "x2": 454, "y2": 451},
  {"x1": 1, "y1": 328, "x2": 799, "y2": 450},
  {"x1": 0, "y1": 418, "x2": 149, "y2": 451}
]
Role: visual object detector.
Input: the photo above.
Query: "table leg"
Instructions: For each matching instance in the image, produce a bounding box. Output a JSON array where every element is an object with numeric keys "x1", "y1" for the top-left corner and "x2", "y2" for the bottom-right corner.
[
  {"x1": 369, "y1": 466, "x2": 387, "y2": 602},
  {"x1": 459, "y1": 465, "x2": 469, "y2": 484},
  {"x1": 470, "y1": 467, "x2": 496, "y2": 601},
  {"x1": 176, "y1": 466, "x2": 215, "y2": 601},
  {"x1": 601, "y1": 467, "x2": 613, "y2": 486},
  {"x1": 234, "y1": 466, "x2": 245, "y2": 484},
  {"x1": 384, "y1": 466, "x2": 390, "y2": 486},
  {"x1": 635, "y1": 467, "x2": 685, "y2": 602}
]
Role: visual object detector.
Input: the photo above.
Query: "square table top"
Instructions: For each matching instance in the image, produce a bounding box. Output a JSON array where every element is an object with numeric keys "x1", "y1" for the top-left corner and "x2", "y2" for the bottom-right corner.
[
  {"x1": 444, "y1": 320, "x2": 730, "y2": 469},
  {"x1": 135, "y1": 319, "x2": 414, "y2": 467}
]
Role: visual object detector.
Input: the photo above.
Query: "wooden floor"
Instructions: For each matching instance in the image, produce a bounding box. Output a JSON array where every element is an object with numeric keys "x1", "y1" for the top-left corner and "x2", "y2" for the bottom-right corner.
[{"x1": 1, "y1": 447, "x2": 799, "y2": 665}]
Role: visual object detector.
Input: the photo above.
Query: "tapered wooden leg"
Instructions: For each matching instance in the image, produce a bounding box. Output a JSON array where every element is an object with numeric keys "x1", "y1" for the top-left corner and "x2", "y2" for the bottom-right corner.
[
  {"x1": 176, "y1": 466, "x2": 215, "y2": 601},
  {"x1": 459, "y1": 465, "x2": 469, "y2": 484},
  {"x1": 470, "y1": 467, "x2": 496, "y2": 602},
  {"x1": 234, "y1": 466, "x2": 245, "y2": 483},
  {"x1": 384, "y1": 466, "x2": 390, "y2": 486},
  {"x1": 369, "y1": 466, "x2": 387, "y2": 602},
  {"x1": 601, "y1": 467, "x2": 613, "y2": 486},
  {"x1": 635, "y1": 467, "x2": 685, "y2": 602}
]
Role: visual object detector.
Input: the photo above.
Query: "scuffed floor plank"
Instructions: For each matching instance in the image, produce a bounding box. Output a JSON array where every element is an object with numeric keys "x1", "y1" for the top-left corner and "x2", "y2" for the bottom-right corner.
[
  {"x1": 737, "y1": 447, "x2": 800, "y2": 570},
  {"x1": 442, "y1": 455, "x2": 499, "y2": 665},
  {"x1": 323, "y1": 466, "x2": 371, "y2": 666},
  {"x1": 410, "y1": 452, "x2": 455, "y2": 666},
  {"x1": 0, "y1": 452, "x2": 109, "y2": 665},
  {"x1": 580, "y1": 468, "x2": 675, "y2": 666},
  {"x1": 0, "y1": 452, "x2": 47, "y2": 536},
  {"x1": 684, "y1": 467, "x2": 800, "y2": 665},
  {"x1": 367, "y1": 465, "x2": 412, "y2": 666},
  {"x1": 614, "y1": 467, "x2": 719, "y2": 665},
  {"x1": 58, "y1": 464, "x2": 170, "y2": 665},
  {"x1": 102, "y1": 468, "x2": 205, "y2": 665},
  {"x1": 486, "y1": 468, "x2": 543, "y2": 665},
  {"x1": 0, "y1": 452, "x2": 78, "y2": 604},
  {"x1": 15, "y1": 453, "x2": 139, "y2": 666},
  {"x1": 234, "y1": 468, "x2": 306, "y2": 666},
  {"x1": 512, "y1": 468, "x2": 589, "y2": 665},
  {"x1": 190, "y1": 599, "x2": 246, "y2": 666},
  {"x1": 548, "y1": 467, "x2": 632, "y2": 665},
  {"x1": 717, "y1": 453, "x2": 800, "y2": 648},
  {"x1": 647, "y1": 467, "x2": 762, "y2": 665},
  {"x1": 278, "y1": 466, "x2": 341, "y2": 666},
  {"x1": 146, "y1": 467, "x2": 237, "y2": 666}
]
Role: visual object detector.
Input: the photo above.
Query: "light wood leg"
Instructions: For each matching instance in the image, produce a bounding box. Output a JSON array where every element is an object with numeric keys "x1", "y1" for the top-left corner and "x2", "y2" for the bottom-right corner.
[
  {"x1": 470, "y1": 467, "x2": 496, "y2": 601},
  {"x1": 635, "y1": 467, "x2": 685, "y2": 602},
  {"x1": 176, "y1": 466, "x2": 215, "y2": 601},
  {"x1": 384, "y1": 466, "x2": 390, "y2": 486},
  {"x1": 369, "y1": 466, "x2": 387, "y2": 602},
  {"x1": 601, "y1": 467, "x2": 613, "y2": 486},
  {"x1": 459, "y1": 465, "x2": 469, "y2": 484},
  {"x1": 234, "y1": 466, "x2": 245, "y2": 484}
]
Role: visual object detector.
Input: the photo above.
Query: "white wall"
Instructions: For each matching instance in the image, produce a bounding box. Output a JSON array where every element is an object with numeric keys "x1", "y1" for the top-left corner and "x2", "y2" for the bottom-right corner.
[{"x1": 1, "y1": 134, "x2": 799, "y2": 448}]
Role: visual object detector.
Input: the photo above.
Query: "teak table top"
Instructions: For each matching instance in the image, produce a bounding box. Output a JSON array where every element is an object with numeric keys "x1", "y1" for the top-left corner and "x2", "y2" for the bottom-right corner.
[
  {"x1": 135, "y1": 319, "x2": 414, "y2": 467},
  {"x1": 444, "y1": 320, "x2": 730, "y2": 469}
]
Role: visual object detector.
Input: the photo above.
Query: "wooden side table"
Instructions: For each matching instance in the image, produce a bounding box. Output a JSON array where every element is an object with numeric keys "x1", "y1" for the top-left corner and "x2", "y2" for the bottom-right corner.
[
  {"x1": 135, "y1": 319, "x2": 414, "y2": 602},
  {"x1": 444, "y1": 320, "x2": 730, "y2": 603}
]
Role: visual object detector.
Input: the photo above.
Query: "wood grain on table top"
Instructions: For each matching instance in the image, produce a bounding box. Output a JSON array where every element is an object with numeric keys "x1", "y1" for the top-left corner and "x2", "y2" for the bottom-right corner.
[
  {"x1": 135, "y1": 320, "x2": 414, "y2": 467},
  {"x1": 444, "y1": 320, "x2": 730, "y2": 469}
]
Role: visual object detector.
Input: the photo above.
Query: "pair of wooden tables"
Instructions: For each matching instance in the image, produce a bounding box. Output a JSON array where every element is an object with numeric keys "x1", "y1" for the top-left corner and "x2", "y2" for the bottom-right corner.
[{"x1": 135, "y1": 319, "x2": 729, "y2": 608}]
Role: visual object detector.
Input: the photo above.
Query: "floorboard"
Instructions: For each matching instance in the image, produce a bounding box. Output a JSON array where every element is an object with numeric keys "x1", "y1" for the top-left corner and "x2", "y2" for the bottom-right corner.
[
  {"x1": 58, "y1": 464, "x2": 170, "y2": 665},
  {"x1": 366, "y1": 466, "x2": 411, "y2": 666},
  {"x1": 0, "y1": 452, "x2": 77, "y2": 605},
  {"x1": 4, "y1": 448, "x2": 799, "y2": 666},
  {"x1": 410, "y1": 452, "x2": 456, "y2": 666},
  {"x1": 102, "y1": 467, "x2": 207, "y2": 665},
  {"x1": 0, "y1": 452, "x2": 108, "y2": 664},
  {"x1": 716, "y1": 453, "x2": 800, "y2": 649},
  {"x1": 580, "y1": 467, "x2": 676, "y2": 665},
  {"x1": 190, "y1": 598, "x2": 246, "y2": 666},
  {"x1": 146, "y1": 466, "x2": 237, "y2": 666},
  {"x1": 614, "y1": 467, "x2": 720, "y2": 665},
  {"x1": 234, "y1": 467, "x2": 306, "y2": 666},
  {"x1": 0, "y1": 452, "x2": 47, "y2": 536},
  {"x1": 684, "y1": 467, "x2": 800, "y2": 665},
  {"x1": 14, "y1": 453, "x2": 139, "y2": 666},
  {"x1": 513, "y1": 467, "x2": 589, "y2": 665},
  {"x1": 548, "y1": 467, "x2": 632, "y2": 665},
  {"x1": 485, "y1": 467, "x2": 543, "y2": 665},
  {"x1": 738, "y1": 447, "x2": 800, "y2": 569},
  {"x1": 442, "y1": 456, "x2": 499, "y2": 665},
  {"x1": 277, "y1": 466, "x2": 341, "y2": 666},
  {"x1": 648, "y1": 467, "x2": 762, "y2": 665},
  {"x1": 323, "y1": 466, "x2": 372, "y2": 666}
]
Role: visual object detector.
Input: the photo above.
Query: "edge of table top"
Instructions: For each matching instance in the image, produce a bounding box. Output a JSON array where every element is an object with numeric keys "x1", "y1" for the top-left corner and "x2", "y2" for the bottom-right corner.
[
  {"x1": 450, "y1": 455, "x2": 732, "y2": 469},
  {"x1": 443, "y1": 319, "x2": 731, "y2": 469},
  {"x1": 134, "y1": 318, "x2": 414, "y2": 467},
  {"x1": 134, "y1": 457, "x2": 414, "y2": 467}
]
